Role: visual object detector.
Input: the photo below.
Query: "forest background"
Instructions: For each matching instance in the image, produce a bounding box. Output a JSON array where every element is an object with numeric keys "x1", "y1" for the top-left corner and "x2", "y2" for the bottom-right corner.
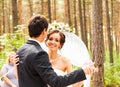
[{"x1": 0, "y1": 0, "x2": 120, "y2": 87}]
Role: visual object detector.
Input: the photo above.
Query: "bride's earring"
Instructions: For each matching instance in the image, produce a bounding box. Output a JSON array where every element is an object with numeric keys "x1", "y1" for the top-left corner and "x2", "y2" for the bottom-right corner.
[{"x1": 59, "y1": 45, "x2": 61, "y2": 49}]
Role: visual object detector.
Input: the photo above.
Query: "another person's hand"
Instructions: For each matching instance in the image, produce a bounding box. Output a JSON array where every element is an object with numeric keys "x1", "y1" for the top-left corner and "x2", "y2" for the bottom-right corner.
[{"x1": 13, "y1": 55, "x2": 19, "y2": 66}]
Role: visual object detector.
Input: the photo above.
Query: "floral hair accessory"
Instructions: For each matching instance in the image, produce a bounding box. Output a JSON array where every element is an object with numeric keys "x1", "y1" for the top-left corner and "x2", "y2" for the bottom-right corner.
[{"x1": 48, "y1": 21, "x2": 75, "y2": 33}]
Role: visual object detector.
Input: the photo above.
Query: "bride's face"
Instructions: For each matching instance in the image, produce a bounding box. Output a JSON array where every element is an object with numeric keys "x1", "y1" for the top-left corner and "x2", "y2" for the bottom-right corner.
[{"x1": 46, "y1": 33, "x2": 61, "y2": 51}]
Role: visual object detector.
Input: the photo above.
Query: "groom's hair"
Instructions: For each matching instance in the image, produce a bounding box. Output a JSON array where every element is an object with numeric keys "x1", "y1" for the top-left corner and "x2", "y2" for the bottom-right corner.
[{"x1": 28, "y1": 14, "x2": 48, "y2": 38}]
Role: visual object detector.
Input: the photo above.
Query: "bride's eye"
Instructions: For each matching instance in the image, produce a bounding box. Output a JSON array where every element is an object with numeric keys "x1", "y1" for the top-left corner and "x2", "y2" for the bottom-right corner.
[
  {"x1": 49, "y1": 37, "x2": 53, "y2": 41},
  {"x1": 55, "y1": 39, "x2": 60, "y2": 42}
]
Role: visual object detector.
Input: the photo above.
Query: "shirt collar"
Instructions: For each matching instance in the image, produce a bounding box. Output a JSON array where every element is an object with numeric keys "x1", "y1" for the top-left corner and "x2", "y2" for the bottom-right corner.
[{"x1": 29, "y1": 38, "x2": 41, "y2": 46}]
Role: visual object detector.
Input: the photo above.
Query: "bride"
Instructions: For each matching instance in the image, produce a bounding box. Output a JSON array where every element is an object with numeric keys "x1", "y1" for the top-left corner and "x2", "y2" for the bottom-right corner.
[
  {"x1": 44, "y1": 30, "x2": 82, "y2": 87},
  {"x1": 41, "y1": 21, "x2": 92, "y2": 86}
]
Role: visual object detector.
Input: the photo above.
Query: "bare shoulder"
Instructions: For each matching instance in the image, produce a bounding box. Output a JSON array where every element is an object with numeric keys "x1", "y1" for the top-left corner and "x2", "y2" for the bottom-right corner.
[{"x1": 60, "y1": 55, "x2": 71, "y2": 63}]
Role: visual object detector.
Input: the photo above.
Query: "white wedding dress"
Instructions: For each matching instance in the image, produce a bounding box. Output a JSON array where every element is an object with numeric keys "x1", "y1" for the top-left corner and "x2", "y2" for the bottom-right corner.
[
  {"x1": 54, "y1": 69, "x2": 72, "y2": 87},
  {"x1": 48, "y1": 69, "x2": 72, "y2": 87}
]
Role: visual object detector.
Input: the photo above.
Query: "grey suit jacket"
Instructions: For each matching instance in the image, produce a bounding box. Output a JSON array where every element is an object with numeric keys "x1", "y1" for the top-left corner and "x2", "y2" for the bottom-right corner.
[{"x1": 17, "y1": 40, "x2": 86, "y2": 87}]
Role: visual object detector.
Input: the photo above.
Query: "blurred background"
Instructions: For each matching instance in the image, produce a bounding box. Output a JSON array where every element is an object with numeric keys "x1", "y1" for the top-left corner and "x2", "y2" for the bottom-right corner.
[{"x1": 0, "y1": 0, "x2": 120, "y2": 87}]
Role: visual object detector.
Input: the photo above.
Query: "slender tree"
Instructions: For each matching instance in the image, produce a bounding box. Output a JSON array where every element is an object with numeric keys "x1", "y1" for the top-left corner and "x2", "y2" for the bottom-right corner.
[
  {"x1": 91, "y1": 0, "x2": 104, "y2": 87},
  {"x1": 11, "y1": 0, "x2": 18, "y2": 32},
  {"x1": 105, "y1": 0, "x2": 113, "y2": 64},
  {"x1": 82, "y1": 0, "x2": 88, "y2": 48},
  {"x1": 0, "y1": 0, "x2": 1, "y2": 51},
  {"x1": 0, "y1": 19, "x2": 1, "y2": 35},
  {"x1": 28, "y1": 0, "x2": 33, "y2": 17},
  {"x1": 17, "y1": 0, "x2": 22, "y2": 25},
  {"x1": 110, "y1": 1, "x2": 119, "y2": 57},
  {"x1": 64, "y1": 0, "x2": 67, "y2": 23},
  {"x1": 48, "y1": 0, "x2": 51, "y2": 23},
  {"x1": 8, "y1": 0, "x2": 11, "y2": 33},
  {"x1": 67, "y1": 0, "x2": 72, "y2": 26},
  {"x1": 73, "y1": 0, "x2": 78, "y2": 35},
  {"x1": 53, "y1": 0, "x2": 56, "y2": 20},
  {"x1": 41, "y1": 0, "x2": 44, "y2": 14},
  {"x1": 43, "y1": 0, "x2": 48, "y2": 19},
  {"x1": 114, "y1": 1, "x2": 120, "y2": 56},
  {"x1": 0, "y1": 0, "x2": 2, "y2": 35},
  {"x1": 111, "y1": 0, "x2": 113, "y2": 29},
  {"x1": 2, "y1": 0, "x2": 5, "y2": 33},
  {"x1": 78, "y1": 0, "x2": 84, "y2": 39},
  {"x1": 87, "y1": 2, "x2": 92, "y2": 51}
]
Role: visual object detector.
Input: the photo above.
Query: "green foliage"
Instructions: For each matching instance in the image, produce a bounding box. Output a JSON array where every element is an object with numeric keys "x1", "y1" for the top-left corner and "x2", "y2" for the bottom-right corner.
[
  {"x1": 0, "y1": 52, "x2": 6, "y2": 69},
  {"x1": 104, "y1": 51, "x2": 120, "y2": 87},
  {"x1": 1, "y1": 32, "x2": 27, "y2": 52},
  {"x1": 0, "y1": 25, "x2": 28, "y2": 69},
  {"x1": 104, "y1": 63, "x2": 120, "y2": 86}
]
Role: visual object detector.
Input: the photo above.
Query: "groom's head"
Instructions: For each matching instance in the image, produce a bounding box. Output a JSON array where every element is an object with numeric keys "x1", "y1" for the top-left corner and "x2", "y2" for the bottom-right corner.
[{"x1": 28, "y1": 14, "x2": 48, "y2": 38}]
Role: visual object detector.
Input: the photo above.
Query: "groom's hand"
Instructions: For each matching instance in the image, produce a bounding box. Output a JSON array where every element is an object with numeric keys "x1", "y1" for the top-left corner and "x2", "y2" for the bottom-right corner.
[{"x1": 82, "y1": 62, "x2": 98, "y2": 75}]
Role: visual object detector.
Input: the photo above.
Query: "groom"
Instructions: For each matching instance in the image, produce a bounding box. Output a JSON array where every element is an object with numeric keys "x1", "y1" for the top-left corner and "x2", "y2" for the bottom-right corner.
[{"x1": 17, "y1": 14, "x2": 97, "y2": 87}]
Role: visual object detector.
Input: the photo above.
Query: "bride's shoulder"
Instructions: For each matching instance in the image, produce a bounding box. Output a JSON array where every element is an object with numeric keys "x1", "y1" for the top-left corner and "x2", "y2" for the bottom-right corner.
[{"x1": 60, "y1": 55, "x2": 71, "y2": 62}]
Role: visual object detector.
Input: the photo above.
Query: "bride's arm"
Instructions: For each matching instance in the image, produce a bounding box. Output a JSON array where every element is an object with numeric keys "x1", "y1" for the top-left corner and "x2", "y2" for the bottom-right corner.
[{"x1": 65, "y1": 58, "x2": 83, "y2": 87}]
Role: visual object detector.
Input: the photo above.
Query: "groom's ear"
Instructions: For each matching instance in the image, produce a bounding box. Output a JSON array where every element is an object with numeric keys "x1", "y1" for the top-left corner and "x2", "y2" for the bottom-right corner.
[
  {"x1": 41, "y1": 29, "x2": 47, "y2": 36},
  {"x1": 42, "y1": 29, "x2": 45, "y2": 34}
]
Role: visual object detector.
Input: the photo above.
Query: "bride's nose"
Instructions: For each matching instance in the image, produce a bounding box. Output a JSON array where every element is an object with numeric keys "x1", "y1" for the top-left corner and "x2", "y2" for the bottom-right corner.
[{"x1": 51, "y1": 40, "x2": 55, "y2": 44}]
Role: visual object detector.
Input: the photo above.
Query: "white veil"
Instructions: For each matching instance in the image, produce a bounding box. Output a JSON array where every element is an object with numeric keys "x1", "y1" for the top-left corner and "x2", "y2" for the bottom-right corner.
[{"x1": 60, "y1": 32, "x2": 91, "y2": 66}]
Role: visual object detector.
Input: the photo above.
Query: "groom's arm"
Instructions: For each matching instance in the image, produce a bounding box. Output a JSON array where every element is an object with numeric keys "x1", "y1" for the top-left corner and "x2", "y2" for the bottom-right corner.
[{"x1": 34, "y1": 51, "x2": 86, "y2": 87}]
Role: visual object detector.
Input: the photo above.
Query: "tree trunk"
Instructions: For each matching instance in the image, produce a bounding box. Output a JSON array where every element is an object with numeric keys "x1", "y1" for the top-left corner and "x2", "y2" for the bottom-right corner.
[
  {"x1": 111, "y1": 0, "x2": 113, "y2": 30},
  {"x1": 48, "y1": 0, "x2": 51, "y2": 23},
  {"x1": 105, "y1": 0, "x2": 113, "y2": 64},
  {"x1": 78, "y1": 0, "x2": 84, "y2": 39},
  {"x1": 17, "y1": 0, "x2": 22, "y2": 24},
  {"x1": 0, "y1": 20, "x2": 1, "y2": 35},
  {"x1": 5, "y1": 3, "x2": 9, "y2": 33},
  {"x1": 2, "y1": 0, "x2": 5, "y2": 33},
  {"x1": 41, "y1": 0, "x2": 44, "y2": 14},
  {"x1": 115, "y1": 34, "x2": 119, "y2": 56},
  {"x1": 11, "y1": 0, "x2": 18, "y2": 32},
  {"x1": 53, "y1": 0, "x2": 56, "y2": 20},
  {"x1": 0, "y1": 0, "x2": 1, "y2": 34},
  {"x1": 43, "y1": 0, "x2": 48, "y2": 18},
  {"x1": 64, "y1": 0, "x2": 67, "y2": 23},
  {"x1": 116, "y1": 1, "x2": 120, "y2": 56},
  {"x1": 0, "y1": 0, "x2": 1, "y2": 35},
  {"x1": 83, "y1": 0, "x2": 88, "y2": 48},
  {"x1": 0, "y1": 8, "x2": 1, "y2": 52},
  {"x1": 91, "y1": 0, "x2": 104, "y2": 87},
  {"x1": 88, "y1": 3, "x2": 92, "y2": 51},
  {"x1": 34, "y1": 0, "x2": 41, "y2": 14},
  {"x1": 113, "y1": 0, "x2": 120, "y2": 57},
  {"x1": 67, "y1": 0, "x2": 72, "y2": 26},
  {"x1": 28, "y1": 0, "x2": 33, "y2": 17},
  {"x1": 73, "y1": 0, "x2": 78, "y2": 35}
]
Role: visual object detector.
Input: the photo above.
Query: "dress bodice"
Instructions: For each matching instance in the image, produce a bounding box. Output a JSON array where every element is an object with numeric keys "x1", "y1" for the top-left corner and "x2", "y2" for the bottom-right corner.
[{"x1": 54, "y1": 69, "x2": 72, "y2": 87}]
